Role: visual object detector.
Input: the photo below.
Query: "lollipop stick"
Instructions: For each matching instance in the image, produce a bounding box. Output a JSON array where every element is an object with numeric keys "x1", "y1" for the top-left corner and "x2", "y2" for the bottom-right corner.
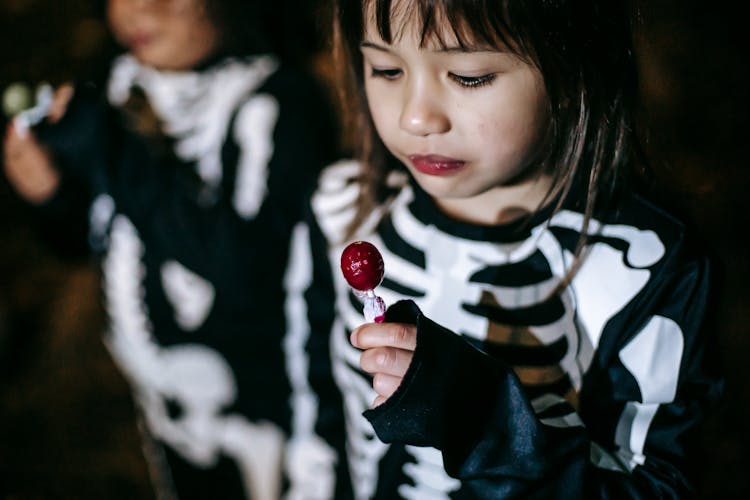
[{"x1": 363, "y1": 290, "x2": 386, "y2": 323}]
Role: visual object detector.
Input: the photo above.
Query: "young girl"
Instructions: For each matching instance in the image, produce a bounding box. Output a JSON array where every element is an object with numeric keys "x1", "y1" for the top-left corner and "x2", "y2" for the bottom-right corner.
[
  {"x1": 2, "y1": 1, "x2": 351, "y2": 499},
  {"x1": 293, "y1": 0, "x2": 723, "y2": 497}
]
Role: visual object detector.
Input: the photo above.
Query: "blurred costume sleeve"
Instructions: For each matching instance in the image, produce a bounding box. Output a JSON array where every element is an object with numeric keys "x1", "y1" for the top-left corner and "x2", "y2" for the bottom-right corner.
[
  {"x1": 263, "y1": 68, "x2": 353, "y2": 499},
  {"x1": 283, "y1": 198, "x2": 354, "y2": 500},
  {"x1": 21, "y1": 82, "x2": 112, "y2": 258}
]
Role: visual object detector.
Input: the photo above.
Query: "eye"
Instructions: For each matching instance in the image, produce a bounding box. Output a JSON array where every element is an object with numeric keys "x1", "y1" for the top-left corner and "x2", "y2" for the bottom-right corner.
[
  {"x1": 370, "y1": 67, "x2": 402, "y2": 80},
  {"x1": 448, "y1": 73, "x2": 496, "y2": 89}
]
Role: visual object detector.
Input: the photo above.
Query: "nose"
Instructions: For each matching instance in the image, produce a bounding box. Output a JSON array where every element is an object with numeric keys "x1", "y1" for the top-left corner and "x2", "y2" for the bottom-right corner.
[{"x1": 399, "y1": 83, "x2": 450, "y2": 136}]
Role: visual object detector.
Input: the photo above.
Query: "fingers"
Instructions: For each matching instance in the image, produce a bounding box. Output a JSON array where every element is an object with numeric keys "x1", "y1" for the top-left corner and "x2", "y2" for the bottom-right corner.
[
  {"x1": 0, "y1": 83, "x2": 68, "y2": 204},
  {"x1": 351, "y1": 322, "x2": 418, "y2": 408},
  {"x1": 360, "y1": 346, "x2": 413, "y2": 378},
  {"x1": 372, "y1": 372, "x2": 402, "y2": 399},
  {"x1": 372, "y1": 395, "x2": 388, "y2": 408},
  {"x1": 352, "y1": 322, "x2": 416, "y2": 377},
  {"x1": 3, "y1": 122, "x2": 60, "y2": 203},
  {"x1": 350, "y1": 322, "x2": 417, "y2": 351},
  {"x1": 372, "y1": 375, "x2": 398, "y2": 408},
  {"x1": 47, "y1": 83, "x2": 74, "y2": 123},
  {"x1": 4, "y1": 120, "x2": 39, "y2": 161}
]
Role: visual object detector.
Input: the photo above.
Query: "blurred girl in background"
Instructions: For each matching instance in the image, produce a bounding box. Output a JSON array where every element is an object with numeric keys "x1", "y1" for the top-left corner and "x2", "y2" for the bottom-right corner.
[{"x1": 2, "y1": 0, "x2": 350, "y2": 498}]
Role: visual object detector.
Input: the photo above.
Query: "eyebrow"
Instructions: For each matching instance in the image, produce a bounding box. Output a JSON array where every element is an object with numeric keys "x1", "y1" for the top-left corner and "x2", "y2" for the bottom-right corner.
[{"x1": 360, "y1": 40, "x2": 498, "y2": 54}]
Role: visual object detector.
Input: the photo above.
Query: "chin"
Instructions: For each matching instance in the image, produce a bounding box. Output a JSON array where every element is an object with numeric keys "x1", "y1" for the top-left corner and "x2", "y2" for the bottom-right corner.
[
  {"x1": 414, "y1": 181, "x2": 466, "y2": 202},
  {"x1": 410, "y1": 173, "x2": 464, "y2": 197},
  {"x1": 133, "y1": 49, "x2": 175, "y2": 71},
  {"x1": 133, "y1": 51, "x2": 160, "y2": 68}
]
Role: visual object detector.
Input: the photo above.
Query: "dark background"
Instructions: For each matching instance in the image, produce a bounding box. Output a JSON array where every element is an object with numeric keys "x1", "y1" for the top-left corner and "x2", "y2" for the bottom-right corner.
[{"x1": 1, "y1": 0, "x2": 748, "y2": 498}]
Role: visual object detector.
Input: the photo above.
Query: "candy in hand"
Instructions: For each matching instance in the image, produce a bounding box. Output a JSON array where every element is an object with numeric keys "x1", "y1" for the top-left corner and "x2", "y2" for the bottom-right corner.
[
  {"x1": 2, "y1": 82, "x2": 33, "y2": 118},
  {"x1": 340, "y1": 241, "x2": 386, "y2": 322},
  {"x1": 5, "y1": 82, "x2": 54, "y2": 136},
  {"x1": 340, "y1": 240, "x2": 384, "y2": 291}
]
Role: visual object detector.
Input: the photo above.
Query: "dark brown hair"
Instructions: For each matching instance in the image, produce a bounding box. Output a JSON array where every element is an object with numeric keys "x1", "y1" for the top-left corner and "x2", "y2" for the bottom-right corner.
[
  {"x1": 205, "y1": 0, "x2": 328, "y2": 63},
  {"x1": 333, "y1": 0, "x2": 645, "y2": 270}
]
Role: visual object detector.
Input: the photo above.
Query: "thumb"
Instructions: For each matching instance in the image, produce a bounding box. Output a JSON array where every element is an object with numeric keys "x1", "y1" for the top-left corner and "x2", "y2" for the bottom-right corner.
[{"x1": 47, "y1": 83, "x2": 75, "y2": 123}]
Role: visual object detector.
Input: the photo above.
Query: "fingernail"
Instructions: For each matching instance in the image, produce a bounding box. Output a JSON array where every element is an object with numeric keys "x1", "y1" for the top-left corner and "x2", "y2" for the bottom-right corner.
[{"x1": 350, "y1": 328, "x2": 359, "y2": 347}]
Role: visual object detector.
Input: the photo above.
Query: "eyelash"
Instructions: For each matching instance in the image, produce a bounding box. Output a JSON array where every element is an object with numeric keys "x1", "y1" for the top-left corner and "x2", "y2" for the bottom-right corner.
[
  {"x1": 448, "y1": 73, "x2": 497, "y2": 89},
  {"x1": 369, "y1": 67, "x2": 496, "y2": 89},
  {"x1": 370, "y1": 67, "x2": 402, "y2": 80}
]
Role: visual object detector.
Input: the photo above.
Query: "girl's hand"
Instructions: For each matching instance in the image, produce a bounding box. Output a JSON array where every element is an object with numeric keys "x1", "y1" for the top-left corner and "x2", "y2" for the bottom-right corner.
[
  {"x1": 2, "y1": 84, "x2": 73, "y2": 204},
  {"x1": 3, "y1": 122, "x2": 61, "y2": 204},
  {"x1": 350, "y1": 322, "x2": 417, "y2": 407}
]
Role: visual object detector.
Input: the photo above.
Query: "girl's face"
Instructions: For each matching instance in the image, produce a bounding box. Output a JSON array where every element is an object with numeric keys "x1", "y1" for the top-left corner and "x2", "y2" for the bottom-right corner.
[
  {"x1": 361, "y1": 9, "x2": 552, "y2": 223},
  {"x1": 107, "y1": 0, "x2": 219, "y2": 71}
]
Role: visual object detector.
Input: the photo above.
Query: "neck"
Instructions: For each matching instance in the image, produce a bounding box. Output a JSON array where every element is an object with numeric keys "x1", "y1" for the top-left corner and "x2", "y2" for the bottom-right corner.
[{"x1": 435, "y1": 174, "x2": 554, "y2": 225}]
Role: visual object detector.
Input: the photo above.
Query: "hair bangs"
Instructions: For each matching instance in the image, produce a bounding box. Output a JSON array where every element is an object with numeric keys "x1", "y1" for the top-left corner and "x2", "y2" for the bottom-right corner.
[{"x1": 367, "y1": 0, "x2": 523, "y2": 56}]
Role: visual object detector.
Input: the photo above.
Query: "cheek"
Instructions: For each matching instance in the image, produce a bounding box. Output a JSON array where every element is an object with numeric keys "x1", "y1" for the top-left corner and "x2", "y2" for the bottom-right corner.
[
  {"x1": 461, "y1": 116, "x2": 535, "y2": 181},
  {"x1": 467, "y1": 114, "x2": 516, "y2": 159},
  {"x1": 474, "y1": 119, "x2": 496, "y2": 146},
  {"x1": 470, "y1": 93, "x2": 548, "y2": 163},
  {"x1": 366, "y1": 85, "x2": 398, "y2": 141},
  {"x1": 106, "y1": 3, "x2": 129, "y2": 44},
  {"x1": 165, "y1": 17, "x2": 218, "y2": 67}
]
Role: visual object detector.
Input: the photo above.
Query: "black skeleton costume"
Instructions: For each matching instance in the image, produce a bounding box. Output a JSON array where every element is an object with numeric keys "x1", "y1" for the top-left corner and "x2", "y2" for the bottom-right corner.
[
  {"x1": 291, "y1": 160, "x2": 721, "y2": 499},
  {"x1": 26, "y1": 54, "x2": 350, "y2": 499}
]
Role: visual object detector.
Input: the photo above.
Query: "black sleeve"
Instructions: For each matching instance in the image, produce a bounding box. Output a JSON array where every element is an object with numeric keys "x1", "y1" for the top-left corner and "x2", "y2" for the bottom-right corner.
[
  {"x1": 34, "y1": 81, "x2": 110, "y2": 184},
  {"x1": 22, "y1": 173, "x2": 92, "y2": 260},
  {"x1": 6, "y1": 81, "x2": 109, "y2": 260},
  {"x1": 364, "y1": 254, "x2": 722, "y2": 498},
  {"x1": 241, "y1": 64, "x2": 339, "y2": 228}
]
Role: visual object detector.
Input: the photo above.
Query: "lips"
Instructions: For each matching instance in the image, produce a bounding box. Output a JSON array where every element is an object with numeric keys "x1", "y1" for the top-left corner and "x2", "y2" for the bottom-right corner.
[
  {"x1": 129, "y1": 32, "x2": 155, "y2": 50},
  {"x1": 408, "y1": 154, "x2": 466, "y2": 176}
]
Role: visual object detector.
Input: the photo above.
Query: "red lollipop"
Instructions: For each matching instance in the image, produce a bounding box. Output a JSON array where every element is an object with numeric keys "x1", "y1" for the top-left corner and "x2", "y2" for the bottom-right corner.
[
  {"x1": 340, "y1": 241, "x2": 386, "y2": 322},
  {"x1": 340, "y1": 241, "x2": 384, "y2": 291}
]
